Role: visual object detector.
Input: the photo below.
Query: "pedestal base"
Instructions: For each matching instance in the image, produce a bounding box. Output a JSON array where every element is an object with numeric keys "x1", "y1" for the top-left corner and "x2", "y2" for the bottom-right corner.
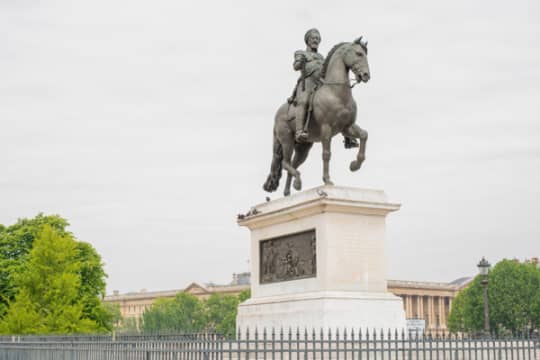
[
  {"x1": 236, "y1": 186, "x2": 406, "y2": 334},
  {"x1": 237, "y1": 291, "x2": 406, "y2": 333}
]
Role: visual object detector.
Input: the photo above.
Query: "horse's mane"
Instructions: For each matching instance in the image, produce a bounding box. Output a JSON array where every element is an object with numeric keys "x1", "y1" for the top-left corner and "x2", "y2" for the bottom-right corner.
[{"x1": 320, "y1": 42, "x2": 348, "y2": 80}]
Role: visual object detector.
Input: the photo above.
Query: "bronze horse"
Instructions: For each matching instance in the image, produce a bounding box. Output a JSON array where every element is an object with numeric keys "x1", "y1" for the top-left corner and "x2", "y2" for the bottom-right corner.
[{"x1": 263, "y1": 38, "x2": 370, "y2": 196}]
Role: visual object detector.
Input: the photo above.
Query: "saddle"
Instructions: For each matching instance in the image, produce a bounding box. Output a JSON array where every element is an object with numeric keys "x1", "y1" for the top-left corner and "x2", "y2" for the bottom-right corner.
[{"x1": 286, "y1": 81, "x2": 359, "y2": 149}]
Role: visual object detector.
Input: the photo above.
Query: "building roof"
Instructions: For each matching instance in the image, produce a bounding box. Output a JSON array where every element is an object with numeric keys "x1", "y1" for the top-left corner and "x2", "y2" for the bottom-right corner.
[
  {"x1": 448, "y1": 277, "x2": 473, "y2": 287},
  {"x1": 388, "y1": 277, "x2": 471, "y2": 291},
  {"x1": 105, "y1": 276, "x2": 470, "y2": 302}
]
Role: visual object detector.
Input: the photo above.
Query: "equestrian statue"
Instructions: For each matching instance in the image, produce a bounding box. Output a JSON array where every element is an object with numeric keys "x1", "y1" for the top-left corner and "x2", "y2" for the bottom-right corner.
[{"x1": 263, "y1": 29, "x2": 371, "y2": 196}]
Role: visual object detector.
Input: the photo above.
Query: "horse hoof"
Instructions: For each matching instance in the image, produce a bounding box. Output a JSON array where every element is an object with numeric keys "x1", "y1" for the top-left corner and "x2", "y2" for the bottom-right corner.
[
  {"x1": 293, "y1": 178, "x2": 302, "y2": 191},
  {"x1": 284, "y1": 189, "x2": 290, "y2": 197},
  {"x1": 350, "y1": 160, "x2": 361, "y2": 172},
  {"x1": 323, "y1": 179, "x2": 334, "y2": 186}
]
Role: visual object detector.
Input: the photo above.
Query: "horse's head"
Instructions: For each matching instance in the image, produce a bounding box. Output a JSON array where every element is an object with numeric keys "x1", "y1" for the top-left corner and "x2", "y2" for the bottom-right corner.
[{"x1": 343, "y1": 37, "x2": 370, "y2": 83}]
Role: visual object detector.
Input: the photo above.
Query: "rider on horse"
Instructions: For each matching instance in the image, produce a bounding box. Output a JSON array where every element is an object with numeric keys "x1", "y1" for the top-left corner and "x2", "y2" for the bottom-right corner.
[{"x1": 289, "y1": 28, "x2": 359, "y2": 148}]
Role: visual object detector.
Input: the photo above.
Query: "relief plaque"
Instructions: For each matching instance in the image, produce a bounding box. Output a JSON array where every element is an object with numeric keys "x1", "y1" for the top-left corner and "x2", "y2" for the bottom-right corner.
[{"x1": 260, "y1": 229, "x2": 316, "y2": 284}]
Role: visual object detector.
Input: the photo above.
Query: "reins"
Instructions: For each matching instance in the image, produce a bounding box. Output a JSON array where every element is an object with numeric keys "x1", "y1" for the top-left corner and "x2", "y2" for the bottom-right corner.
[{"x1": 321, "y1": 79, "x2": 359, "y2": 88}]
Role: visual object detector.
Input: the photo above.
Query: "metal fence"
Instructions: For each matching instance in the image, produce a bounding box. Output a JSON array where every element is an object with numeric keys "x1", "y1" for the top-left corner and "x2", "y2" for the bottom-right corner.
[{"x1": 0, "y1": 329, "x2": 538, "y2": 360}]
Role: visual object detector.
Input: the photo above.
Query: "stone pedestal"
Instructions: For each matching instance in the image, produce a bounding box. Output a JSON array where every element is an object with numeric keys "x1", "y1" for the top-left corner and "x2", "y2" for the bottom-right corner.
[{"x1": 236, "y1": 185, "x2": 406, "y2": 333}]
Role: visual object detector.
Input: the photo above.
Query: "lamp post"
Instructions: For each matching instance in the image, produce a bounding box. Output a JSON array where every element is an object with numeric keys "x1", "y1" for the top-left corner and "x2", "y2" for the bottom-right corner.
[{"x1": 477, "y1": 257, "x2": 491, "y2": 334}]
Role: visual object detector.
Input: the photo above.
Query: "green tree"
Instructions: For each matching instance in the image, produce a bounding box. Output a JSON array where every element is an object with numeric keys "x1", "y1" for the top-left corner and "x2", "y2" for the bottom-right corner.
[
  {"x1": 0, "y1": 214, "x2": 70, "y2": 316},
  {"x1": 238, "y1": 289, "x2": 251, "y2": 302},
  {"x1": 0, "y1": 292, "x2": 45, "y2": 334},
  {"x1": 116, "y1": 316, "x2": 140, "y2": 334},
  {"x1": 447, "y1": 276, "x2": 485, "y2": 332},
  {"x1": 447, "y1": 259, "x2": 540, "y2": 334},
  {"x1": 532, "y1": 287, "x2": 540, "y2": 328},
  {"x1": 204, "y1": 294, "x2": 241, "y2": 337},
  {"x1": 141, "y1": 290, "x2": 251, "y2": 335},
  {"x1": 142, "y1": 292, "x2": 206, "y2": 333},
  {"x1": 75, "y1": 241, "x2": 111, "y2": 330},
  {"x1": 0, "y1": 226, "x2": 100, "y2": 334},
  {"x1": 488, "y1": 260, "x2": 540, "y2": 332},
  {"x1": 0, "y1": 214, "x2": 115, "y2": 332},
  {"x1": 103, "y1": 302, "x2": 123, "y2": 330}
]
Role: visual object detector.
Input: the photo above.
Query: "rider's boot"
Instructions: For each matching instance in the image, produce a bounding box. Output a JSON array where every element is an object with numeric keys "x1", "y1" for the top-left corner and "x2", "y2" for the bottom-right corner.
[
  {"x1": 343, "y1": 136, "x2": 359, "y2": 149},
  {"x1": 295, "y1": 106, "x2": 309, "y2": 142}
]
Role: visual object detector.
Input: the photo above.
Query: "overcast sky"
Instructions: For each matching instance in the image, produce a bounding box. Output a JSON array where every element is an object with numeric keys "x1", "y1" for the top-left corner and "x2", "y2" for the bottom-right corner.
[{"x1": 1, "y1": 0, "x2": 539, "y2": 294}]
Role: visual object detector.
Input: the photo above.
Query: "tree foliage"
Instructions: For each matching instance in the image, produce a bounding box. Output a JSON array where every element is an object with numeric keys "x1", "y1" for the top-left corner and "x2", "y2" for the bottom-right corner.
[
  {"x1": 140, "y1": 289, "x2": 251, "y2": 336},
  {"x1": 447, "y1": 276, "x2": 485, "y2": 332},
  {"x1": 0, "y1": 214, "x2": 115, "y2": 334},
  {"x1": 115, "y1": 316, "x2": 139, "y2": 334},
  {"x1": 0, "y1": 214, "x2": 70, "y2": 316},
  {"x1": 0, "y1": 226, "x2": 98, "y2": 334},
  {"x1": 142, "y1": 292, "x2": 206, "y2": 333},
  {"x1": 204, "y1": 293, "x2": 241, "y2": 337},
  {"x1": 447, "y1": 259, "x2": 540, "y2": 334},
  {"x1": 75, "y1": 241, "x2": 110, "y2": 329}
]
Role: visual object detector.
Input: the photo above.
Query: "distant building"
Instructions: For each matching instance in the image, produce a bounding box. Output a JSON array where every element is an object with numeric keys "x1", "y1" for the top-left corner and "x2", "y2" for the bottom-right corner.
[{"x1": 104, "y1": 272, "x2": 470, "y2": 332}]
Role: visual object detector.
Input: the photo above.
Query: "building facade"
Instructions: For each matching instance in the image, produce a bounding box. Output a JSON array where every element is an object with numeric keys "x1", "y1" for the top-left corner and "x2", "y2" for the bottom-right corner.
[{"x1": 104, "y1": 273, "x2": 470, "y2": 332}]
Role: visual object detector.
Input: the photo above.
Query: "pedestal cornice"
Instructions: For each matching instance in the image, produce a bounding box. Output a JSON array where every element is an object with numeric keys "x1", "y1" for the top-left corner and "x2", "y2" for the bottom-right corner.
[{"x1": 238, "y1": 185, "x2": 401, "y2": 229}]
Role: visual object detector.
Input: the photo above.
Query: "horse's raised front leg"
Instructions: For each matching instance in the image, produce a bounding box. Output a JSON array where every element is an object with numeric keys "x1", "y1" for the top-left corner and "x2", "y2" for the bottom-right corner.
[
  {"x1": 343, "y1": 124, "x2": 368, "y2": 171},
  {"x1": 321, "y1": 125, "x2": 333, "y2": 185}
]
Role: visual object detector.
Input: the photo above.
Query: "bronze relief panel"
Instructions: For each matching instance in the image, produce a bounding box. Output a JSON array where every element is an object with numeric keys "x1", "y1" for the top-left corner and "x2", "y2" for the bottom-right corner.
[{"x1": 260, "y1": 229, "x2": 316, "y2": 284}]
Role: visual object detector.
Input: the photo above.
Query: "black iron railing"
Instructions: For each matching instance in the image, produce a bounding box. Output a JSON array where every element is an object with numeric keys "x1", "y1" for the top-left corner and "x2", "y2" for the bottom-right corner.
[{"x1": 0, "y1": 329, "x2": 538, "y2": 360}]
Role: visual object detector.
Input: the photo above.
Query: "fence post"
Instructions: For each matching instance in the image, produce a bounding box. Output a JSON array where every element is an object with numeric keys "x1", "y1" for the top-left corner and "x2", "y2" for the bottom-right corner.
[{"x1": 408, "y1": 343, "x2": 412, "y2": 360}]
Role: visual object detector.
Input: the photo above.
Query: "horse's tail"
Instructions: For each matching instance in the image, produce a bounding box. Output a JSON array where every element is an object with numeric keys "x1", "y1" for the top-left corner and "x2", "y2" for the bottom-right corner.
[{"x1": 263, "y1": 133, "x2": 283, "y2": 192}]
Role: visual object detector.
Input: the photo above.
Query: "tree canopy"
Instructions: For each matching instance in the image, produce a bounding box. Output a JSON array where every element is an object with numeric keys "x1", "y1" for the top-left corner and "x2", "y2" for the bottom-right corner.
[
  {"x1": 447, "y1": 259, "x2": 540, "y2": 334},
  {"x1": 142, "y1": 292, "x2": 206, "y2": 333},
  {"x1": 140, "y1": 289, "x2": 250, "y2": 337},
  {"x1": 204, "y1": 291, "x2": 248, "y2": 337},
  {"x1": 0, "y1": 214, "x2": 115, "y2": 334},
  {"x1": 0, "y1": 214, "x2": 70, "y2": 316}
]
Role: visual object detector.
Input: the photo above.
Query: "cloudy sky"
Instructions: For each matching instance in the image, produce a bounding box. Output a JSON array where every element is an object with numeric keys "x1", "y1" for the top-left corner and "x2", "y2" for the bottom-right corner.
[{"x1": 1, "y1": 0, "x2": 539, "y2": 293}]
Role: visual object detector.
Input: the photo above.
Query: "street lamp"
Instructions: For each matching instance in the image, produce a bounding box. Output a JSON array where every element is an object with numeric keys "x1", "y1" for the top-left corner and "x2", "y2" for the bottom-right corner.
[{"x1": 477, "y1": 257, "x2": 491, "y2": 334}]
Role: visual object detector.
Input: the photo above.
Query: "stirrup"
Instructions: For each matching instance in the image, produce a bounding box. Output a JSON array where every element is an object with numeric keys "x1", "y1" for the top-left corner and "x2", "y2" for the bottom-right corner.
[{"x1": 344, "y1": 137, "x2": 359, "y2": 149}]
